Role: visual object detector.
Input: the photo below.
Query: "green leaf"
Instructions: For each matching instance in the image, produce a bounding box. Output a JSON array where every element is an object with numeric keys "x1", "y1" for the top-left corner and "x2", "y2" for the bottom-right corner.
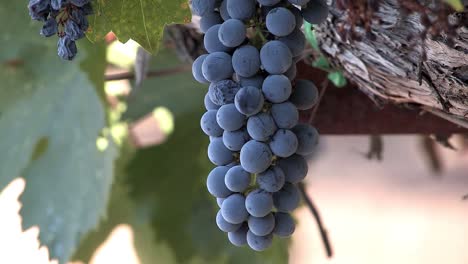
[
  {"x1": 445, "y1": 0, "x2": 464, "y2": 11},
  {"x1": 88, "y1": 0, "x2": 191, "y2": 54},
  {"x1": 304, "y1": 22, "x2": 319, "y2": 51},
  {"x1": 312, "y1": 55, "x2": 331, "y2": 71},
  {"x1": 328, "y1": 71, "x2": 347, "y2": 88},
  {"x1": 0, "y1": 2, "x2": 115, "y2": 263}
]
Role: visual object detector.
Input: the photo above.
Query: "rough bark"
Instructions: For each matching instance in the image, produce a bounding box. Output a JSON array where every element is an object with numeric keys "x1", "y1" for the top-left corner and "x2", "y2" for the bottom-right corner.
[{"x1": 316, "y1": 0, "x2": 468, "y2": 120}]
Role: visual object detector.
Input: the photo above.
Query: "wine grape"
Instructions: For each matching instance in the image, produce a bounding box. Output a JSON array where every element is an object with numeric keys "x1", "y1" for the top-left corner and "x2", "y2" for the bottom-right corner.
[
  {"x1": 208, "y1": 137, "x2": 234, "y2": 166},
  {"x1": 246, "y1": 231, "x2": 273, "y2": 251},
  {"x1": 209, "y1": 79, "x2": 241, "y2": 106},
  {"x1": 247, "y1": 113, "x2": 277, "y2": 141},
  {"x1": 278, "y1": 28, "x2": 306, "y2": 57},
  {"x1": 266, "y1": 7, "x2": 296, "y2": 37},
  {"x1": 225, "y1": 165, "x2": 252, "y2": 192},
  {"x1": 207, "y1": 166, "x2": 232, "y2": 198},
  {"x1": 273, "y1": 212, "x2": 295, "y2": 237},
  {"x1": 273, "y1": 183, "x2": 301, "y2": 212},
  {"x1": 223, "y1": 129, "x2": 250, "y2": 151},
  {"x1": 227, "y1": 0, "x2": 256, "y2": 21},
  {"x1": 201, "y1": 110, "x2": 223, "y2": 137},
  {"x1": 193, "y1": 54, "x2": 209, "y2": 84},
  {"x1": 276, "y1": 154, "x2": 308, "y2": 183},
  {"x1": 248, "y1": 213, "x2": 275, "y2": 236},
  {"x1": 246, "y1": 189, "x2": 274, "y2": 217},
  {"x1": 262, "y1": 75, "x2": 292, "y2": 103},
  {"x1": 221, "y1": 193, "x2": 249, "y2": 224},
  {"x1": 269, "y1": 129, "x2": 299, "y2": 158},
  {"x1": 216, "y1": 210, "x2": 242, "y2": 232},
  {"x1": 290, "y1": 79, "x2": 319, "y2": 110},
  {"x1": 202, "y1": 52, "x2": 234, "y2": 82},
  {"x1": 219, "y1": 19, "x2": 247, "y2": 47},
  {"x1": 200, "y1": 11, "x2": 223, "y2": 33},
  {"x1": 240, "y1": 140, "x2": 273, "y2": 173},
  {"x1": 228, "y1": 224, "x2": 249, "y2": 246},
  {"x1": 271, "y1": 102, "x2": 299, "y2": 129},
  {"x1": 257, "y1": 166, "x2": 285, "y2": 192},
  {"x1": 301, "y1": 0, "x2": 329, "y2": 24},
  {"x1": 204, "y1": 24, "x2": 232, "y2": 53},
  {"x1": 232, "y1": 45, "x2": 261, "y2": 78},
  {"x1": 217, "y1": 104, "x2": 246, "y2": 131},
  {"x1": 235, "y1": 86, "x2": 264, "y2": 116},
  {"x1": 260, "y1": 41, "x2": 292, "y2": 74},
  {"x1": 292, "y1": 124, "x2": 319, "y2": 156}
]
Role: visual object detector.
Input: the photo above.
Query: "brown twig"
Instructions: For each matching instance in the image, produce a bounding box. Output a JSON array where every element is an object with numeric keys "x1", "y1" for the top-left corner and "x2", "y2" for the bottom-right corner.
[
  {"x1": 105, "y1": 65, "x2": 191, "y2": 82},
  {"x1": 308, "y1": 78, "x2": 330, "y2": 124},
  {"x1": 299, "y1": 183, "x2": 333, "y2": 258}
]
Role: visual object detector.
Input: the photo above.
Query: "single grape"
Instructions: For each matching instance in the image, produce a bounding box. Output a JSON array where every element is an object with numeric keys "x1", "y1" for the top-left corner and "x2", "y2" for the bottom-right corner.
[
  {"x1": 276, "y1": 154, "x2": 308, "y2": 183},
  {"x1": 216, "y1": 210, "x2": 242, "y2": 232},
  {"x1": 290, "y1": 79, "x2": 319, "y2": 110},
  {"x1": 301, "y1": 0, "x2": 329, "y2": 24},
  {"x1": 208, "y1": 137, "x2": 234, "y2": 166},
  {"x1": 217, "y1": 197, "x2": 226, "y2": 208},
  {"x1": 247, "y1": 113, "x2": 277, "y2": 142},
  {"x1": 239, "y1": 74, "x2": 265, "y2": 88},
  {"x1": 217, "y1": 104, "x2": 245, "y2": 131},
  {"x1": 273, "y1": 183, "x2": 301, "y2": 212},
  {"x1": 266, "y1": 7, "x2": 296, "y2": 37},
  {"x1": 65, "y1": 19, "x2": 85, "y2": 40},
  {"x1": 288, "y1": 0, "x2": 310, "y2": 5},
  {"x1": 248, "y1": 213, "x2": 275, "y2": 236},
  {"x1": 232, "y1": 45, "x2": 261, "y2": 78},
  {"x1": 292, "y1": 124, "x2": 319, "y2": 156},
  {"x1": 284, "y1": 63, "x2": 297, "y2": 81},
  {"x1": 290, "y1": 6, "x2": 304, "y2": 29},
  {"x1": 240, "y1": 141, "x2": 273, "y2": 173},
  {"x1": 271, "y1": 102, "x2": 299, "y2": 129},
  {"x1": 260, "y1": 41, "x2": 292, "y2": 74},
  {"x1": 257, "y1": 0, "x2": 282, "y2": 6},
  {"x1": 223, "y1": 129, "x2": 250, "y2": 151},
  {"x1": 227, "y1": 0, "x2": 256, "y2": 21},
  {"x1": 220, "y1": 0, "x2": 231, "y2": 20},
  {"x1": 202, "y1": 52, "x2": 234, "y2": 82},
  {"x1": 228, "y1": 224, "x2": 249, "y2": 246},
  {"x1": 245, "y1": 189, "x2": 274, "y2": 217},
  {"x1": 192, "y1": 0, "x2": 217, "y2": 16},
  {"x1": 40, "y1": 18, "x2": 57, "y2": 37},
  {"x1": 205, "y1": 92, "x2": 220, "y2": 110},
  {"x1": 225, "y1": 165, "x2": 251, "y2": 192},
  {"x1": 193, "y1": 54, "x2": 209, "y2": 84},
  {"x1": 201, "y1": 110, "x2": 223, "y2": 137},
  {"x1": 273, "y1": 212, "x2": 295, "y2": 237},
  {"x1": 219, "y1": 19, "x2": 246, "y2": 47},
  {"x1": 246, "y1": 231, "x2": 273, "y2": 251},
  {"x1": 278, "y1": 28, "x2": 306, "y2": 57},
  {"x1": 57, "y1": 36, "x2": 77, "y2": 61},
  {"x1": 209, "y1": 79, "x2": 241, "y2": 106},
  {"x1": 221, "y1": 193, "x2": 249, "y2": 224},
  {"x1": 204, "y1": 24, "x2": 232, "y2": 53},
  {"x1": 28, "y1": 0, "x2": 50, "y2": 21},
  {"x1": 207, "y1": 166, "x2": 232, "y2": 198},
  {"x1": 200, "y1": 11, "x2": 224, "y2": 33},
  {"x1": 257, "y1": 166, "x2": 285, "y2": 192},
  {"x1": 262, "y1": 75, "x2": 292, "y2": 103},
  {"x1": 235, "y1": 86, "x2": 264, "y2": 116},
  {"x1": 269, "y1": 129, "x2": 298, "y2": 158}
]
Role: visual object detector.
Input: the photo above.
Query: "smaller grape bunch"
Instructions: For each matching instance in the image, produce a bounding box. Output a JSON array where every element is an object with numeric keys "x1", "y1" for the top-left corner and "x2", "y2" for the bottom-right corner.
[
  {"x1": 193, "y1": 0, "x2": 328, "y2": 251},
  {"x1": 28, "y1": 0, "x2": 92, "y2": 60}
]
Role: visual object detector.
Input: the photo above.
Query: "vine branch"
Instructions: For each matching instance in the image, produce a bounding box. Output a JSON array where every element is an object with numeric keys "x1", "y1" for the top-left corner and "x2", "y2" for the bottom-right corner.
[
  {"x1": 105, "y1": 65, "x2": 191, "y2": 82},
  {"x1": 298, "y1": 183, "x2": 333, "y2": 258}
]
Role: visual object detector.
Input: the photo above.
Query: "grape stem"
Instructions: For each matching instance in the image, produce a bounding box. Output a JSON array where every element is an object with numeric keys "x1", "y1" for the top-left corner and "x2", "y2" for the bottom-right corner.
[{"x1": 298, "y1": 183, "x2": 333, "y2": 258}]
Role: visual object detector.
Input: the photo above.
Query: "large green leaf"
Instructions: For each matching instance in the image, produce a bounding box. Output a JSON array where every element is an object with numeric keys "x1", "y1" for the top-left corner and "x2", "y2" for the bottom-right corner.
[
  {"x1": 0, "y1": 2, "x2": 115, "y2": 263},
  {"x1": 88, "y1": 0, "x2": 191, "y2": 53}
]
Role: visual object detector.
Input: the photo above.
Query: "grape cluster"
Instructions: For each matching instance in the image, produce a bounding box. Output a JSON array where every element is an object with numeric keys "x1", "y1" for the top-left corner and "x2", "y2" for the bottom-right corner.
[
  {"x1": 28, "y1": 0, "x2": 92, "y2": 60},
  {"x1": 192, "y1": 0, "x2": 327, "y2": 251}
]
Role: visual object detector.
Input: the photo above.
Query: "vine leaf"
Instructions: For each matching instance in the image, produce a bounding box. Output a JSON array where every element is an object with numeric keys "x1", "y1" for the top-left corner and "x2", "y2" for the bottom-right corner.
[
  {"x1": 88, "y1": 0, "x2": 191, "y2": 53},
  {"x1": 0, "y1": 2, "x2": 116, "y2": 263},
  {"x1": 444, "y1": 0, "x2": 464, "y2": 11}
]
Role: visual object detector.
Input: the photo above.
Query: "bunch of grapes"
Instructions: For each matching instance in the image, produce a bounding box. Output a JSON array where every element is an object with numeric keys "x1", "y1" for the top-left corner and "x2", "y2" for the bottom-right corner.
[
  {"x1": 28, "y1": 0, "x2": 92, "y2": 60},
  {"x1": 192, "y1": 0, "x2": 328, "y2": 251}
]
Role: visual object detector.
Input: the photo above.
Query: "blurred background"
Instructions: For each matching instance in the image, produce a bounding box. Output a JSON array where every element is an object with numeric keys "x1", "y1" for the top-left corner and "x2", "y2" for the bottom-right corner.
[{"x1": 1, "y1": 2, "x2": 468, "y2": 264}]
